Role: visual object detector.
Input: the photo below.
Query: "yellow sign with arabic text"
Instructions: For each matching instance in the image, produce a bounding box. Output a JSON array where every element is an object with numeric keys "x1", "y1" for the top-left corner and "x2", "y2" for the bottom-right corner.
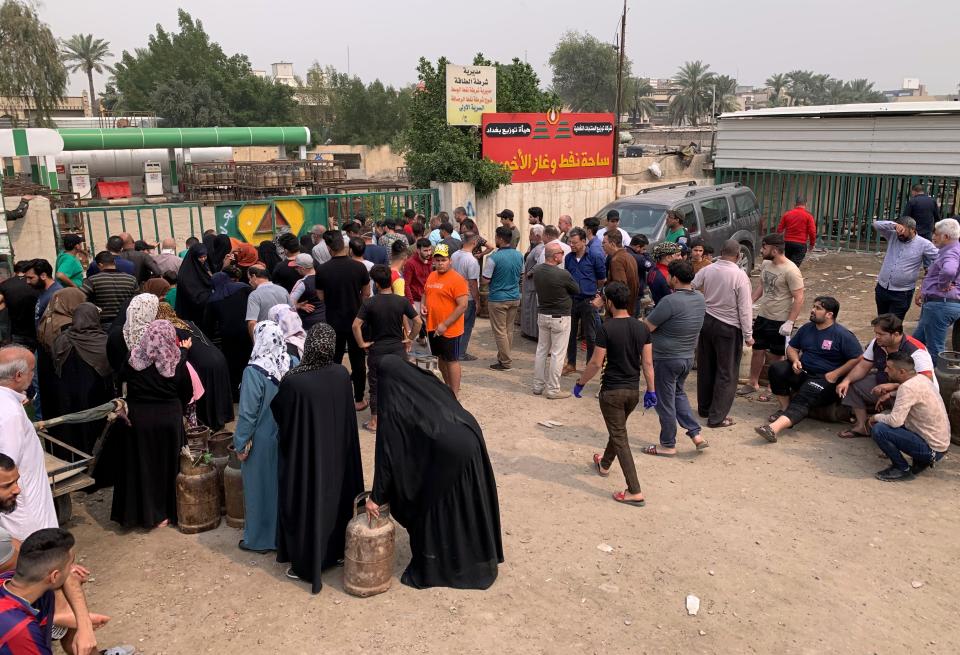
[{"x1": 446, "y1": 64, "x2": 496, "y2": 126}]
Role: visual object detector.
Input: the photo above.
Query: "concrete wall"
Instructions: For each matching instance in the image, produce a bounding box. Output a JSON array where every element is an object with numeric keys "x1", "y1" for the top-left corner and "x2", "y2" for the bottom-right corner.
[
  {"x1": 617, "y1": 153, "x2": 713, "y2": 195},
  {"x1": 628, "y1": 127, "x2": 715, "y2": 149},
  {"x1": 310, "y1": 145, "x2": 405, "y2": 179},
  {"x1": 4, "y1": 196, "x2": 58, "y2": 262},
  {"x1": 232, "y1": 146, "x2": 282, "y2": 162}
]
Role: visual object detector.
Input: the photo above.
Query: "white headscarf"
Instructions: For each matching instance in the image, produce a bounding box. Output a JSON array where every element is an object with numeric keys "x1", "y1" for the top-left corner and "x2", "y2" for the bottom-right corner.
[
  {"x1": 123, "y1": 293, "x2": 160, "y2": 350},
  {"x1": 248, "y1": 321, "x2": 290, "y2": 383},
  {"x1": 267, "y1": 304, "x2": 306, "y2": 358}
]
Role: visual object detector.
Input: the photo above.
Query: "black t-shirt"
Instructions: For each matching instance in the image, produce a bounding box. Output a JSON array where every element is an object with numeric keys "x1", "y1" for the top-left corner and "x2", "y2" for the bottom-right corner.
[
  {"x1": 272, "y1": 259, "x2": 303, "y2": 293},
  {"x1": 0, "y1": 276, "x2": 40, "y2": 344},
  {"x1": 596, "y1": 317, "x2": 651, "y2": 391},
  {"x1": 315, "y1": 256, "x2": 371, "y2": 332},
  {"x1": 356, "y1": 293, "x2": 417, "y2": 354}
]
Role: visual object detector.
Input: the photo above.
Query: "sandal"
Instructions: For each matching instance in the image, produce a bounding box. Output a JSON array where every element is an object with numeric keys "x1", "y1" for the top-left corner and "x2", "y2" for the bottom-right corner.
[
  {"x1": 768, "y1": 410, "x2": 785, "y2": 423},
  {"x1": 736, "y1": 384, "x2": 758, "y2": 397},
  {"x1": 641, "y1": 445, "x2": 676, "y2": 457},
  {"x1": 593, "y1": 453, "x2": 609, "y2": 477},
  {"x1": 757, "y1": 390, "x2": 774, "y2": 402},
  {"x1": 612, "y1": 491, "x2": 645, "y2": 507},
  {"x1": 837, "y1": 429, "x2": 870, "y2": 439},
  {"x1": 755, "y1": 425, "x2": 777, "y2": 443},
  {"x1": 354, "y1": 400, "x2": 369, "y2": 412},
  {"x1": 362, "y1": 421, "x2": 377, "y2": 433},
  {"x1": 707, "y1": 418, "x2": 735, "y2": 428},
  {"x1": 695, "y1": 439, "x2": 710, "y2": 451}
]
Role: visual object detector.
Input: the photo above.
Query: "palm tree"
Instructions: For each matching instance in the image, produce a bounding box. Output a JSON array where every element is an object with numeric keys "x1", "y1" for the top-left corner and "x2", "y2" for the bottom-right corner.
[
  {"x1": 845, "y1": 78, "x2": 885, "y2": 103},
  {"x1": 765, "y1": 73, "x2": 788, "y2": 106},
  {"x1": 61, "y1": 34, "x2": 113, "y2": 114},
  {"x1": 627, "y1": 77, "x2": 656, "y2": 124},
  {"x1": 713, "y1": 74, "x2": 739, "y2": 113},
  {"x1": 669, "y1": 60, "x2": 715, "y2": 126}
]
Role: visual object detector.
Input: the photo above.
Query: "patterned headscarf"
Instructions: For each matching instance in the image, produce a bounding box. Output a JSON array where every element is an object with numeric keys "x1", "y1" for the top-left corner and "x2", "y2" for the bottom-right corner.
[
  {"x1": 155, "y1": 301, "x2": 190, "y2": 331},
  {"x1": 123, "y1": 293, "x2": 160, "y2": 350},
  {"x1": 248, "y1": 321, "x2": 291, "y2": 383},
  {"x1": 273, "y1": 226, "x2": 293, "y2": 259},
  {"x1": 287, "y1": 323, "x2": 336, "y2": 376},
  {"x1": 129, "y1": 319, "x2": 182, "y2": 378},
  {"x1": 268, "y1": 304, "x2": 306, "y2": 358}
]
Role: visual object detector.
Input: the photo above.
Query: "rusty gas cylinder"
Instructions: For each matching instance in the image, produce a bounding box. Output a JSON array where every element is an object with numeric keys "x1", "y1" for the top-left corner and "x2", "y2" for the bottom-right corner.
[
  {"x1": 185, "y1": 425, "x2": 210, "y2": 453},
  {"x1": 224, "y1": 445, "x2": 245, "y2": 528},
  {"x1": 344, "y1": 492, "x2": 396, "y2": 597},
  {"x1": 208, "y1": 431, "x2": 232, "y2": 512},
  {"x1": 176, "y1": 454, "x2": 220, "y2": 534}
]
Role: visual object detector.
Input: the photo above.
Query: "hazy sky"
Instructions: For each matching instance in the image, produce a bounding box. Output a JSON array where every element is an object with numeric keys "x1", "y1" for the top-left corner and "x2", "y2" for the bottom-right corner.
[{"x1": 42, "y1": 0, "x2": 959, "y2": 98}]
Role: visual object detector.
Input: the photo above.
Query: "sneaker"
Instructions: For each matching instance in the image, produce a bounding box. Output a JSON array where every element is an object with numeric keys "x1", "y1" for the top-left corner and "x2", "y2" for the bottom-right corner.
[
  {"x1": 910, "y1": 458, "x2": 934, "y2": 475},
  {"x1": 532, "y1": 388, "x2": 544, "y2": 396},
  {"x1": 285, "y1": 567, "x2": 301, "y2": 580},
  {"x1": 489, "y1": 362, "x2": 512, "y2": 371},
  {"x1": 102, "y1": 647, "x2": 136, "y2": 655},
  {"x1": 460, "y1": 353, "x2": 478, "y2": 362},
  {"x1": 545, "y1": 390, "x2": 572, "y2": 400},
  {"x1": 875, "y1": 466, "x2": 915, "y2": 482}
]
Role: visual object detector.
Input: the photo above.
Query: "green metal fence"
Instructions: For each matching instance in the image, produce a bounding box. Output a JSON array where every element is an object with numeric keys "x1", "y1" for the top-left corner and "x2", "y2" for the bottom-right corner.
[
  {"x1": 58, "y1": 203, "x2": 216, "y2": 254},
  {"x1": 715, "y1": 168, "x2": 960, "y2": 252}
]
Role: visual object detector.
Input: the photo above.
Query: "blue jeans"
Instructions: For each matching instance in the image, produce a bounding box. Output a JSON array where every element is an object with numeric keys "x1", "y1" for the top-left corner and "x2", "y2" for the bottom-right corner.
[
  {"x1": 871, "y1": 422, "x2": 944, "y2": 471},
  {"x1": 654, "y1": 358, "x2": 701, "y2": 448},
  {"x1": 458, "y1": 300, "x2": 477, "y2": 359},
  {"x1": 566, "y1": 297, "x2": 600, "y2": 368},
  {"x1": 913, "y1": 299, "x2": 960, "y2": 360}
]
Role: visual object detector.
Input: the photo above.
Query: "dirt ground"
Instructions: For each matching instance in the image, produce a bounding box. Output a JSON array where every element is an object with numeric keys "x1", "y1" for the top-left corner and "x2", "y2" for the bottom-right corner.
[{"x1": 66, "y1": 251, "x2": 960, "y2": 655}]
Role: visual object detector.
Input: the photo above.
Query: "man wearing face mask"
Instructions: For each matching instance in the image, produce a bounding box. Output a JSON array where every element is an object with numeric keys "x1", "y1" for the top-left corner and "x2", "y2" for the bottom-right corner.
[{"x1": 872, "y1": 217, "x2": 938, "y2": 320}]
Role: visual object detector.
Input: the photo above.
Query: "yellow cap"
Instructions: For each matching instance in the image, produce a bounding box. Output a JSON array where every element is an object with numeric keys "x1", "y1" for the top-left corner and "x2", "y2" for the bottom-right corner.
[{"x1": 433, "y1": 243, "x2": 450, "y2": 258}]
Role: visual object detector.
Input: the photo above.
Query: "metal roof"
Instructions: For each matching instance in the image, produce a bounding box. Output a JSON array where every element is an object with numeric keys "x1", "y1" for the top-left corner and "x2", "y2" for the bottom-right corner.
[
  {"x1": 610, "y1": 182, "x2": 748, "y2": 206},
  {"x1": 719, "y1": 101, "x2": 960, "y2": 120}
]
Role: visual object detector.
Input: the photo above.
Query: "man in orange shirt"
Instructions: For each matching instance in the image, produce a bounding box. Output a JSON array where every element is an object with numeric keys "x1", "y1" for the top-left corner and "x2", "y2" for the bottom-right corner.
[
  {"x1": 423, "y1": 244, "x2": 469, "y2": 395},
  {"x1": 776, "y1": 196, "x2": 817, "y2": 267}
]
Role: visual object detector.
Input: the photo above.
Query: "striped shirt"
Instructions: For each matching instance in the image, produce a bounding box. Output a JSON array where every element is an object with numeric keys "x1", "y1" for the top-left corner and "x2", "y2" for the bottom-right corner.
[
  {"x1": 82, "y1": 271, "x2": 139, "y2": 323},
  {"x1": 0, "y1": 572, "x2": 54, "y2": 655}
]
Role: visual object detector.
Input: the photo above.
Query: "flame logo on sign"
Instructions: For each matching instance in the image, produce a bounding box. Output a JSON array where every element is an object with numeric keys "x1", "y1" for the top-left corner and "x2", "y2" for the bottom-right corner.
[{"x1": 546, "y1": 108, "x2": 560, "y2": 125}]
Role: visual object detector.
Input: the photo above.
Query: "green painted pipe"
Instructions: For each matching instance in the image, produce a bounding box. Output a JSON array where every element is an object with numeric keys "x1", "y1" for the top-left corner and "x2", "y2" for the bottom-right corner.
[{"x1": 58, "y1": 126, "x2": 310, "y2": 151}]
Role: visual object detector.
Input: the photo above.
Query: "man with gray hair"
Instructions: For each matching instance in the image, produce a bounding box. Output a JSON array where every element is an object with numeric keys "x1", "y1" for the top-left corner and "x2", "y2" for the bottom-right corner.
[
  {"x1": 913, "y1": 217, "x2": 960, "y2": 358},
  {"x1": 532, "y1": 242, "x2": 580, "y2": 398},
  {"x1": 872, "y1": 216, "x2": 937, "y2": 320},
  {"x1": 310, "y1": 224, "x2": 331, "y2": 269},
  {"x1": 0, "y1": 347, "x2": 57, "y2": 541},
  {"x1": 692, "y1": 240, "x2": 754, "y2": 428},
  {"x1": 152, "y1": 237, "x2": 182, "y2": 276},
  {"x1": 536, "y1": 225, "x2": 571, "y2": 265},
  {"x1": 558, "y1": 215, "x2": 573, "y2": 244}
]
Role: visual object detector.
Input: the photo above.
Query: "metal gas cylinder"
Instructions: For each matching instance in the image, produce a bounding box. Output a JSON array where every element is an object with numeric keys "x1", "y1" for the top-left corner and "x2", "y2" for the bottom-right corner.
[
  {"x1": 343, "y1": 492, "x2": 396, "y2": 597},
  {"x1": 208, "y1": 431, "x2": 232, "y2": 512},
  {"x1": 224, "y1": 446, "x2": 245, "y2": 529},
  {"x1": 176, "y1": 454, "x2": 220, "y2": 534}
]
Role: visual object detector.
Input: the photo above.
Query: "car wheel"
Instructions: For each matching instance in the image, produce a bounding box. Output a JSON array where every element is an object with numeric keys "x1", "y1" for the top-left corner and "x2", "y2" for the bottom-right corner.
[{"x1": 737, "y1": 244, "x2": 754, "y2": 274}]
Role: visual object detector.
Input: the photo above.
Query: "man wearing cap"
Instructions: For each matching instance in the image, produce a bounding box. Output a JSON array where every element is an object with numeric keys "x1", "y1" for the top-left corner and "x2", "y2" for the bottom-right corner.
[
  {"x1": 152, "y1": 238, "x2": 182, "y2": 276},
  {"x1": 597, "y1": 210, "x2": 631, "y2": 245},
  {"x1": 81, "y1": 252, "x2": 138, "y2": 325},
  {"x1": 776, "y1": 196, "x2": 818, "y2": 267},
  {"x1": 497, "y1": 210, "x2": 521, "y2": 249},
  {"x1": 55, "y1": 235, "x2": 85, "y2": 289},
  {"x1": 289, "y1": 253, "x2": 326, "y2": 328},
  {"x1": 648, "y1": 242, "x2": 682, "y2": 306},
  {"x1": 483, "y1": 226, "x2": 524, "y2": 370},
  {"x1": 872, "y1": 216, "x2": 938, "y2": 320},
  {"x1": 423, "y1": 243, "x2": 469, "y2": 395}
]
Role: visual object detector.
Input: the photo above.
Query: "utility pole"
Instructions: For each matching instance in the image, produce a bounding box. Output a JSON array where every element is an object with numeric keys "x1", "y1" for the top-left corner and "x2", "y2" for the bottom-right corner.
[{"x1": 613, "y1": 0, "x2": 627, "y2": 178}]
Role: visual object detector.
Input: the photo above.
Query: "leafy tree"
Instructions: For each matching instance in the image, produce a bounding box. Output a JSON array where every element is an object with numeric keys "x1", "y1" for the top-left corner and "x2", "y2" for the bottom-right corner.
[
  {"x1": 328, "y1": 73, "x2": 411, "y2": 145},
  {"x1": 149, "y1": 80, "x2": 228, "y2": 127},
  {"x1": 625, "y1": 77, "x2": 655, "y2": 124},
  {"x1": 669, "y1": 60, "x2": 715, "y2": 126},
  {"x1": 765, "y1": 70, "x2": 887, "y2": 107},
  {"x1": 112, "y1": 9, "x2": 296, "y2": 126},
  {"x1": 0, "y1": 0, "x2": 67, "y2": 126},
  {"x1": 548, "y1": 31, "x2": 629, "y2": 112},
  {"x1": 765, "y1": 73, "x2": 789, "y2": 107},
  {"x1": 60, "y1": 33, "x2": 113, "y2": 115},
  {"x1": 713, "y1": 74, "x2": 739, "y2": 113},
  {"x1": 295, "y1": 62, "x2": 334, "y2": 144},
  {"x1": 845, "y1": 78, "x2": 885, "y2": 103},
  {"x1": 398, "y1": 53, "x2": 555, "y2": 195}
]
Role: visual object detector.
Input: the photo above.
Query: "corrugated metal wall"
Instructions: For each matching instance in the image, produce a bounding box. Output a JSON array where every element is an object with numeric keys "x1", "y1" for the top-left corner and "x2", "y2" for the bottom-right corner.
[{"x1": 716, "y1": 115, "x2": 960, "y2": 177}]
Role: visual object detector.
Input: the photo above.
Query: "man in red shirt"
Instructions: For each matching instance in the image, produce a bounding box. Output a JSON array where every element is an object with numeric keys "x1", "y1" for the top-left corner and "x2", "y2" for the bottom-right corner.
[
  {"x1": 403, "y1": 238, "x2": 435, "y2": 343},
  {"x1": 776, "y1": 196, "x2": 817, "y2": 267}
]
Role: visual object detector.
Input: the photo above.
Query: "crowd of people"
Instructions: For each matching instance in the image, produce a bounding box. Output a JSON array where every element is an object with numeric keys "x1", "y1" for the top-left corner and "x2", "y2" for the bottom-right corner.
[{"x1": 0, "y1": 195, "x2": 954, "y2": 650}]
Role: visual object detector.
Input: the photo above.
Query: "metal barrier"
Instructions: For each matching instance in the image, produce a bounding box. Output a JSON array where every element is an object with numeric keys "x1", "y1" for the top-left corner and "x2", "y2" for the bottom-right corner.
[
  {"x1": 715, "y1": 168, "x2": 960, "y2": 252},
  {"x1": 58, "y1": 203, "x2": 216, "y2": 253}
]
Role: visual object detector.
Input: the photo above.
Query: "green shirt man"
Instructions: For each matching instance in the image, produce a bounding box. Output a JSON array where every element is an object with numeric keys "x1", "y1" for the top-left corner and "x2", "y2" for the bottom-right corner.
[{"x1": 55, "y1": 235, "x2": 85, "y2": 287}]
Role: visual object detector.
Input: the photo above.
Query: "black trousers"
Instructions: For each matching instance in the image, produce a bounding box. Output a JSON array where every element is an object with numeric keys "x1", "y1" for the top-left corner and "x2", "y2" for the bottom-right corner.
[
  {"x1": 335, "y1": 328, "x2": 367, "y2": 402},
  {"x1": 768, "y1": 360, "x2": 838, "y2": 426},
  {"x1": 874, "y1": 284, "x2": 914, "y2": 321},
  {"x1": 784, "y1": 241, "x2": 807, "y2": 267},
  {"x1": 696, "y1": 313, "x2": 743, "y2": 425}
]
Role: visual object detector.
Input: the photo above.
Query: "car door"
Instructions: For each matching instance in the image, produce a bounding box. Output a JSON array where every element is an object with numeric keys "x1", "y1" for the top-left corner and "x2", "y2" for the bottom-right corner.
[
  {"x1": 697, "y1": 195, "x2": 732, "y2": 255},
  {"x1": 673, "y1": 203, "x2": 701, "y2": 241}
]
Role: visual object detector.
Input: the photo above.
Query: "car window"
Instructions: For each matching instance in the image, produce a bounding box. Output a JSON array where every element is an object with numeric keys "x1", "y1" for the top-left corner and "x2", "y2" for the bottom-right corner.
[
  {"x1": 601, "y1": 204, "x2": 667, "y2": 237},
  {"x1": 733, "y1": 192, "x2": 758, "y2": 216},
  {"x1": 700, "y1": 197, "x2": 731, "y2": 230},
  {"x1": 675, "y1": 204, "x2": 698, "y2": 234}
]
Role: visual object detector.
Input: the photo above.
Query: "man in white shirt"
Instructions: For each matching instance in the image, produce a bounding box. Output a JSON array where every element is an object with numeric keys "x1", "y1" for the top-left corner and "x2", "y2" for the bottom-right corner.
[
  {"x1": 151, "y1": 238, "x2": 182, "y2": 276},
  {"x1": 536, "y1": 225, "x2": 571, "y2": 265},
  {"x1": 597, "y1": 210, "x2": 631, "y2": 245},
  {"x1": 0, "y1": 347, "x2": 58, "y2": 541},
  {"x1": 310, "y1": 225, "x2": 331, "y2": 269}
]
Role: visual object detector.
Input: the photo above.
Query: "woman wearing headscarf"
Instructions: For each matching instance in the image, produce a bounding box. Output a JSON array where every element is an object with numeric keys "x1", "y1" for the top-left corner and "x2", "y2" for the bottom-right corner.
[
  {"x1": 202, "y1": 268, "x2": 252, "y2": 400},
  {"x1": 157, "y1": 302, "x2": 233, "y2": 431},
  {"x1": 175, "y1": 243, "x2": 213, "y2": 323},
  {"x1": 233, "y1": 321, "x2": 292, "y2": 554},
  {"x1": 142, "y1": 277, "x2": 171, "y2": 300},
  {"x1": 267, "y1": 303, "x2": 306, "y2": 360},
  {"x1": 366, "y1": 354, "x2": 503, "y2": 590},
  {"x1": 48, "y1": 303, "x2": 113, "y2": 456},
  {"x1": 111, "y1": 319, "x2": 193, "y2": 529},
  {"x1": 229, "y1": 238, "x2": 260, "y2": 279},
  {"x1": 106, "y1": 292, "x2": 159, "y2": 371},
  {"x1": 271, "y1": 323, "x2": 364, "y2": 593},
  {"x1": 36, "y1": 288, "x2": 86, "y2": 424},
  {"x1": 202, "y1": 233, "x2": 233, "y2": 273},
  {"x1": 257, "y1": 239, "x2": 281, "y2": 273}
]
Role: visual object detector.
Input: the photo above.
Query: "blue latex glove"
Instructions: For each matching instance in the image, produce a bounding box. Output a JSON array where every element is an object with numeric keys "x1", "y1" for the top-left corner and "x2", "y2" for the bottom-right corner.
[
  {"x1": 643, "y1": 391, "x2": 658, "y2": 409},
  {"x1": 573, "y1": 383, "x2": 584, "y2": 398}
]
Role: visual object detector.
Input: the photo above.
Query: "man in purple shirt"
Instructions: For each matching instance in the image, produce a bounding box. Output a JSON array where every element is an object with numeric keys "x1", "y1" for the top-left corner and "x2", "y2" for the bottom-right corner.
[{"x1": 913, "y1": 218, "x2": 960, "y2": 358}]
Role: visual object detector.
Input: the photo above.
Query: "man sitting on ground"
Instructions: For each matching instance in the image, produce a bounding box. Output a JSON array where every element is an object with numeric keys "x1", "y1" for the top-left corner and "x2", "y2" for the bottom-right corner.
[
  {"x1": 755, "y1": 296, "x2": 863, "y2": 443},
  {"x1": 836, "y1": 313, "x2": 935, "y2": 438},
  {"x1": 870, "y1": 352, "x2": 950, "y2": 481}
]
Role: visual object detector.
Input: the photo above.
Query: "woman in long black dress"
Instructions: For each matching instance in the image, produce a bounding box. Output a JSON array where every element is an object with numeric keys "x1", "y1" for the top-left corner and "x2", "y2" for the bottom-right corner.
[
  {"x1": 271, "y1": 323, "x2": 364, "y2": 593},
  {"x1": 257, "y1": 239, "x2": 281, "y2": 273},
  {"x1": 157, "y1": 302, "x2": 234, "y2": 431},
  {"x1": 48, "y1": 303, "x2": 113, "y2": 455},
  {"x1": 202, "y1": 234, "x2": 232, "y2": 273},
  {"x1": 36, "y1": 287, "x2": 86, "y2": 423},
  {"x1": 366, "y1": 354, "x2": 503, "y2": 590},
  {"x1": 175, "y1": 243, "x2": 213, "y2": 323},
  {"x1": 202, "y1": 269, "x2": 252, "y2": 400},
  {"x1": 111, "y1": 319, "x2": 193, "y2": 529}
]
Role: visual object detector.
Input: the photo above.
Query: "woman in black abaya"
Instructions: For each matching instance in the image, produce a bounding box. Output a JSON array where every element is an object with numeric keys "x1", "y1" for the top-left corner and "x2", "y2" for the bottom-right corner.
[
  {"x1": 366, "y1": 354, "x2": 503, "y2": 590},
  {"x1": 203, "y1": 233, "x2": 232, "y2": 273},
  {"x1": 175, "y1": 243, "x2": 213, "y2": 323},
  {"x1": 202, "y1": 269, "x2": 253, "y2": 400},
  {"x1": 271, "y1": 323, "x2": 364, "y2": 593}
]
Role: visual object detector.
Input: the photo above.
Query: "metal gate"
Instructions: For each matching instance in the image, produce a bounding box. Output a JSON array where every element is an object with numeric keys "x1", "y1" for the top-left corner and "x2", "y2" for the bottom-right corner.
[
  {"x1": 715, "y1": 168, "x2": 960, "y2": 251},
  {"x1": 57, "y1": 202, "x2": 216, "y2": 254}
]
